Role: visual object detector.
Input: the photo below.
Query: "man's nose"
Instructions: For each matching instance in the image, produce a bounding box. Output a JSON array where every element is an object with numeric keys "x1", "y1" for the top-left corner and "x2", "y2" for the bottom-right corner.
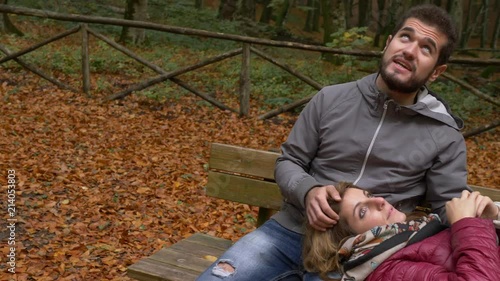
[{"x1": 403, "y1": 42, "x2": 418, "y2": 59}]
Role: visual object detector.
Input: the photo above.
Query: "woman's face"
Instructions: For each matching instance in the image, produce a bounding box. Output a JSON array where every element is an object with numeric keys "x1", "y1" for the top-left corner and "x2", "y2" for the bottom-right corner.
[{"x1": 340, "y1": 188, "x2": 407, "y2": 234}]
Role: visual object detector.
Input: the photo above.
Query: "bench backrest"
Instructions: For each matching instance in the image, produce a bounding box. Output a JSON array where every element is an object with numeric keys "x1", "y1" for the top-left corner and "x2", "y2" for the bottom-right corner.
[
  {"x1": 206, "y1": 143, "x2": 500, "y2": 226},
  {"x1": 469, "y1": 185, "x2": 500, "y2": 201},
  {"x1": 206, "y1": 143, "x2": 281, "y2": 226}
]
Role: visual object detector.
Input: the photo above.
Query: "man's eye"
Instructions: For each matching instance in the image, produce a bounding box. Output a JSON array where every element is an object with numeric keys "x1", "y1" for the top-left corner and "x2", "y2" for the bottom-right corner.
[
  {"x1": 401, "y1": 34, "x2": 410, "y2": 41},
  {"x1": 422, "y1": 46, "x2": 431, "y2": 54}
]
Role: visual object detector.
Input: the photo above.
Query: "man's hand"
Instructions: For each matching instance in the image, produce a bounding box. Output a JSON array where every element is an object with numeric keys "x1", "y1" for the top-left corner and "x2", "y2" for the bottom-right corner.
[{"x1": 305, "y1": 185, "x2": 341, "y2": 231}]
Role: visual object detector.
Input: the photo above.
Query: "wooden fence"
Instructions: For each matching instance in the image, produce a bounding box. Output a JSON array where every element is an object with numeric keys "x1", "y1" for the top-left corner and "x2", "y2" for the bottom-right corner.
[{"x1": 0, "y1": 4, "x2": 498, "y2": 134}]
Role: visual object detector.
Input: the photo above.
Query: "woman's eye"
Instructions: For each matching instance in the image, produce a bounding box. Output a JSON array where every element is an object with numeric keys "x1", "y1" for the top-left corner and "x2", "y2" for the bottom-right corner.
[{"x1": 360, "y1": 207, "x2": 367, "y2": 219}]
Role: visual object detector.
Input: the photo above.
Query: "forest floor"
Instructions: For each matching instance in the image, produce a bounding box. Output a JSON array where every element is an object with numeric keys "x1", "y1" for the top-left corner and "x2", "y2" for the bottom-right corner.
[{"x1": 0, "y1": 69, "x2": 498, "y2": 280}]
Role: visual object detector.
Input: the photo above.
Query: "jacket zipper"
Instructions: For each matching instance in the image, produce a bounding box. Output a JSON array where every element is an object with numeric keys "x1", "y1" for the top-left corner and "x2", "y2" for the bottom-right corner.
[{"x1": 353, "y1": 100, "x2": 390, "y2": 185}]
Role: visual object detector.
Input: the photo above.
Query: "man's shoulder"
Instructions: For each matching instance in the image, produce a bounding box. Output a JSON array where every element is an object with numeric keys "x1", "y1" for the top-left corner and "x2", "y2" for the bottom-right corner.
[{"x1": 320, "y1": 74, "x2": 375, "y2": 96}]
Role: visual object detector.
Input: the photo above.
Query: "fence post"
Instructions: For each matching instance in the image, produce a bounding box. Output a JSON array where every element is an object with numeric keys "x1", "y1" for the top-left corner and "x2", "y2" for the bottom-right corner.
[
  {"x1": 81, "y1": 24, "x2": 91, "y2": 97},
  {"x1": 239, "y1": 43, "x2": 250, "y2": 116}
]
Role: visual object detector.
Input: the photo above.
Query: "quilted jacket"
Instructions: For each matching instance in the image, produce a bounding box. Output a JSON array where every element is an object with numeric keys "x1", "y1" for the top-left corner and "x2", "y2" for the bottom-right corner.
[{"x1": 366, "y1": 218, "x2": 500, "y2": 281}]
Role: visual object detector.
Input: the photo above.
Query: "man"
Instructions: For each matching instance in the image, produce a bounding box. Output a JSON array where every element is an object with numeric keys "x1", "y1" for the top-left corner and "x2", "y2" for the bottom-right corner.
[{"x1": 197, "y1": 4, "x2": 468, "y2": 280}]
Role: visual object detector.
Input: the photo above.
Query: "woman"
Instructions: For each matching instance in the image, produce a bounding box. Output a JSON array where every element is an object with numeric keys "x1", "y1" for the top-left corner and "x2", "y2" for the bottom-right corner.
[{"x1": 302, "y1": 182, "x2": 500, "y2": 281}]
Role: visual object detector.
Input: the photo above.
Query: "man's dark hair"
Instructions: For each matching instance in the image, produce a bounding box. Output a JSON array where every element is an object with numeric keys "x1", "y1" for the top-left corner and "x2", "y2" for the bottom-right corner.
[{"x1": 392, "y1": 4, "x2": 457, "y2": 66}]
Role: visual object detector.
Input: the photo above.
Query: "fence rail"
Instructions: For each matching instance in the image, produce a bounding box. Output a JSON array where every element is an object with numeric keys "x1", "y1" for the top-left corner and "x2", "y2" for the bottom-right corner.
[{"x1": 0, "y1": 4, "x2": 498, "y2": 135}]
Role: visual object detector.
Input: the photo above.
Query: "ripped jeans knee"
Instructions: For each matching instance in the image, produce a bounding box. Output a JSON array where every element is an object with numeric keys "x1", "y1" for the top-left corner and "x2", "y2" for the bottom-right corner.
[{"x1": 211, "y1": 259, "x2": 236, "y2": 277}]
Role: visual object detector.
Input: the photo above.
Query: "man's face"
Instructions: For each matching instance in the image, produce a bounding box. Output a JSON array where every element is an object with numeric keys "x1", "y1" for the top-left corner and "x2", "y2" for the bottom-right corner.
[{"x1": 379, "y1": 18, "x2": 447, "y2": 94}]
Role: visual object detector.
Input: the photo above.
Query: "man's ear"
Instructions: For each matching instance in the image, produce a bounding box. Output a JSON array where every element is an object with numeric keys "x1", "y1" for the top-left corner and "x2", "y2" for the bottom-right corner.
[
  {"x1": 382, "y1": 35, "x2": 393, "y2": 52},
  {"x1": 428, "y1": 64, "x2": 447, "y2": 82}
]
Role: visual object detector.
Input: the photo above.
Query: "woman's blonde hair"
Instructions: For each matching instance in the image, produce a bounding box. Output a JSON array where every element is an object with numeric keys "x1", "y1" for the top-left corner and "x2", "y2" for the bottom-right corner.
[{"x1": 302, "y1": 182, "x2": 356, "y2": 280}]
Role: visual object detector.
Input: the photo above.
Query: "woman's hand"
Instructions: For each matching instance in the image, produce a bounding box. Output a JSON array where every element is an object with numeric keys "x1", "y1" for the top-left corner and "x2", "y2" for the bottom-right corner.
[
  {"x1": 446, "y1": 190, "x2": 500, "y2": 224},
  {"x1": 446, "y1": 190, "x2": 479, "y2": 224},
  {"x1": 474, "y1": 193, "x2": 500, "y2": 220}
]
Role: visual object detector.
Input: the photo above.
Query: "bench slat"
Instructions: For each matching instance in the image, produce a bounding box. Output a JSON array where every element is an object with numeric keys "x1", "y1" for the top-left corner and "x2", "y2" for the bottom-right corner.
[
  {"x1": 128, "y1": 258, "x2": 199, "y2": 281},
  {"x1": 169, "y1": 232, "x2": 233, "y2": 250},
  {"x1": 206, "y1": 171, "x2": 282, "y2": 210},
  {"x1": 127, "y1": 233, "x2": 232, "y2": 281},
  {"x1": 209, "y1": 143, "x2": 279, "y2": 180},
  {"x1": 470, "y1": 185, "x2": 500, "y2": 201}
]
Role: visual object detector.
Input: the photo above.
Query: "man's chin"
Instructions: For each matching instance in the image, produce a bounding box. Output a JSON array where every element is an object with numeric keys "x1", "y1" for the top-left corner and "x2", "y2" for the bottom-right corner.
[{"x1": 384, "y1": 77, "x2": 418, "y2": 94}]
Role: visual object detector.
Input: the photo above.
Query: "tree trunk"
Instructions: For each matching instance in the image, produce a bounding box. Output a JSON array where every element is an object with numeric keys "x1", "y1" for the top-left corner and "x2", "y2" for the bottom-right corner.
[
  {"x1": 384, "y1": 0, "x2": 402, "y2": 38},
  {"x1": 304, "y1": 0, "x2": 314, "y2": 31},
  {"x1": 0, "y1": 0, "x2": 23, "y2": 36},
  {"x1": 321, "y1": 0, "x2": 333, "y2": 43},
  {"x1": 312, "y1": 0, "x2": 320, "y2": 31},
  {"x1": 320, "y1": 0, "x2": 334, "y2": 60},
  {"x1": 459, "y1": 0, "x2": 477, "y2": 48},
  {"x1": 480, "y1": 0, "x2": 489, "y2": 48},
  {"x1": 195, "y1": 0, "x2": 203, "y2": 9},
  {"x1": 218, "y1": 0, "x2": 238, "y2": 20},
  {"x1": 343, "y1": 0, "x2": 352, "y2": 29},
  {"x1": 373, "y1": 0, "x2": 385, "y2": 47},
  {"x1": 303, "y1": 0, "x2": 320, "y2": 32},
  {"x1": 275, "y1": 0, "x2": 291, "y2": 28},
  {"x1": 448, "y1": 0, "x2": 463, "y2": 43},
  {"x1": 358, "y1": 0, "x2": 368, "y2": 27},
  {"x1": 372, "y1": 0, "x2": 401, "y2": 47},
  {"x1": 491, "y1": 0, "x2": 499, "y2": 49},
  {"x1": 259, "y1": 0, "x2": 273, "y2": 23},
  {"x1": 120, "y1": 0, "x2": 148, "y2": 44},
  {"x1": 240, "y1": 0, "x2": 256, "y2": 21}
]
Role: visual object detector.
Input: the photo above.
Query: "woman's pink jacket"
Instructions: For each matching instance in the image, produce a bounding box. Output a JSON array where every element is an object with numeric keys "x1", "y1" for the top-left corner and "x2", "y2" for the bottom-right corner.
[{"x1": 366, "y1": 218, "x2": 500, "y2": 281}]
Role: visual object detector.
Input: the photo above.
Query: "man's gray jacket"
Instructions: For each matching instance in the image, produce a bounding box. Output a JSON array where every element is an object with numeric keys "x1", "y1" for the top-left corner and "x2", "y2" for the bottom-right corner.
[{"x1": 273, "y1": 73, "x2": 469, "y2": 233}]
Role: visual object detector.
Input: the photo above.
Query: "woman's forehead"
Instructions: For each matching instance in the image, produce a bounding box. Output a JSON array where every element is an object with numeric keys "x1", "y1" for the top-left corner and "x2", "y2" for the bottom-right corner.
[{"x1": 341, "y1": 188, "x2": 365, "y2": 213}]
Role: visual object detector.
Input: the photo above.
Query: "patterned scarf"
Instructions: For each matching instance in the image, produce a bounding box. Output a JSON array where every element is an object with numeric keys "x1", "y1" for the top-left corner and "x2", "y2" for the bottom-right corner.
[{"x1": 338, "y1": 214, "x2": 446, "y2": 281}]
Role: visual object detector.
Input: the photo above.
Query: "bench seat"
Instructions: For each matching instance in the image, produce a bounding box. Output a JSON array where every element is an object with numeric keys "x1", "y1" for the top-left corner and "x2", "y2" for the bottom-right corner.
[{"x1": 127, "y1": 233, "x2": 233, "y2": 281}]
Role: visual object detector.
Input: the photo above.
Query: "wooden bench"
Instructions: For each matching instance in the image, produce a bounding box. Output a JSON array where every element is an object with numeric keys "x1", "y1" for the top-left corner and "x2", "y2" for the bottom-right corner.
[
  {"x1": 127, "y1": 142, "x2": 500, "y2": 281},
  {"x1": 127, "y1": 143, "x2": 282, "y2": 281}
]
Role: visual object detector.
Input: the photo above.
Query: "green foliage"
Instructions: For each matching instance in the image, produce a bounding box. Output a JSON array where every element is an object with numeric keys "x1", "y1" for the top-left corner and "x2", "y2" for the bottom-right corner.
[
  {"x1": 139, "y1": 85, "x2": 174, "y2": 101},
  {"x1": 146, "y1": 1, "x2": 241, "y2": 51},
  {"x1": 326, "y1": 27, "x2": 374, "y2": 79},
  {"x1": 89, "y1": 41, "x2": 140, "y2": 75},
  {"x1": 328, "y1": 27, "x2": 373, "y2": 49},
  {"x1": 20, "y1": 44, "x2": 80, "y2": 76},
  {"x1": 244, "y1": 214, "x2": 256, "y2": 224},
  {"x1": 429, "y1": 80, "x2": 493, "y2": 121},
  {"x1": 250, "y1": 60, "x2": 309, "y2": 107}
]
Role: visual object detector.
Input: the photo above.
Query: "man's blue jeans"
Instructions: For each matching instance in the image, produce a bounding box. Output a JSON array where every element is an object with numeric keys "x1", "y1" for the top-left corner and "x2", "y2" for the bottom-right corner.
[{"x1": 196, "y1": 219, "x2": 322, "y2": 281}]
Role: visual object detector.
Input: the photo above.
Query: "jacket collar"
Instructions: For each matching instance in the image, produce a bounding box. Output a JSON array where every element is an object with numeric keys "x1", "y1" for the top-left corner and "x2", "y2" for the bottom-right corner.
[{"x1": 358, "y1": 73, "x2": 463, "y2": 130}]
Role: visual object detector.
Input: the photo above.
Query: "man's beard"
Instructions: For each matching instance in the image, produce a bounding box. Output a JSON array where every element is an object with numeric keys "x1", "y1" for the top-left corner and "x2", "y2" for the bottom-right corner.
[{"x1": 379, "y1": 56, "x2": 432, "y2": 94}]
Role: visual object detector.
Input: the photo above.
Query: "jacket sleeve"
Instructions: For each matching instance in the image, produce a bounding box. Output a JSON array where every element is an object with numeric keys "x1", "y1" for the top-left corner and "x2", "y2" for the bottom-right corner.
[
  {"x1": 424, "y1": 131, "x2": 471, "y2": 223},
  {"x1": 274, "y1": 90, "x2": 325, "y2": 209},
  {"x1": 366, "y1": 218, "x2": 500, "y2": 281}
]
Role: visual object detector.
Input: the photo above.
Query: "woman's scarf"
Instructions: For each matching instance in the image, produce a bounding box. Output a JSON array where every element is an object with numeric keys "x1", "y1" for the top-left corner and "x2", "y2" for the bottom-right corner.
[{"x1": 338, "y1": 214, "x2": 446, "y2": 281}]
